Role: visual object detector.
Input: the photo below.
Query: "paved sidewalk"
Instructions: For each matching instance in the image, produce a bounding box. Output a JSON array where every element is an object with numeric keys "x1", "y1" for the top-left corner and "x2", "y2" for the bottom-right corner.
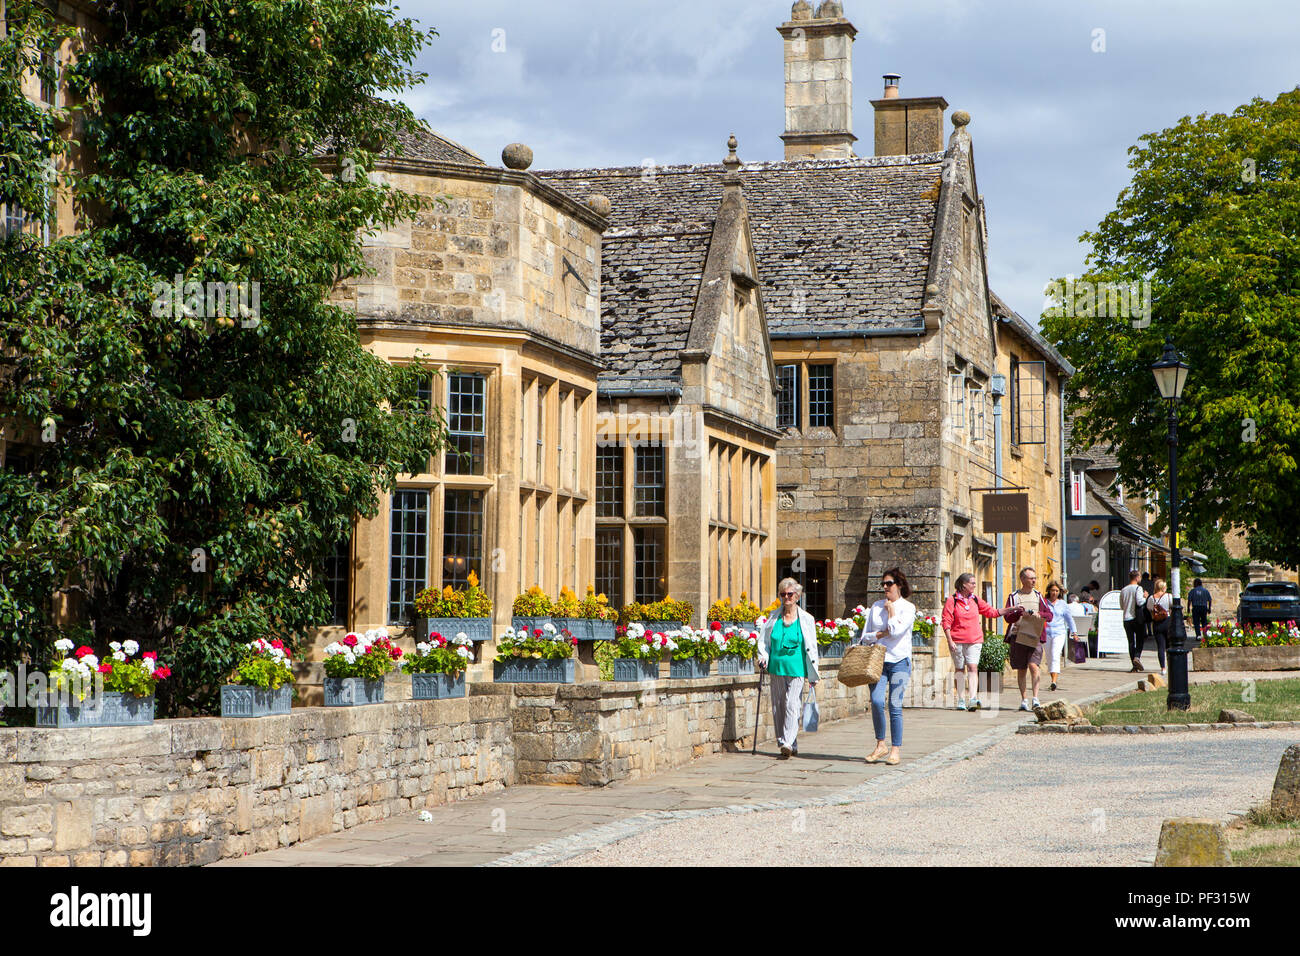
[{"x1": 217, "y1": 658, "x2": 1141, "y2": 867}]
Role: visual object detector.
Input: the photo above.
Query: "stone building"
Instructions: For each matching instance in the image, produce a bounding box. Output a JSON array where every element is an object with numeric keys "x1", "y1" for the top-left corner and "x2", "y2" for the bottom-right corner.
[
  {"x1": 544, "y1": 0, "x2": 1068, "y2": 620},
  {"x1": 324, "y1": 137, "x2": 610, "y2": 659}
]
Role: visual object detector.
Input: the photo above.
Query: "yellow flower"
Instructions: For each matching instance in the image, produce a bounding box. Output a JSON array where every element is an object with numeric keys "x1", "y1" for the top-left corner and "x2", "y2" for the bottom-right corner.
[
  {"x1": 467, "y1": 570, "x2": 479, "y2": 588},
  {"x1": 596, "y1": 593, "x2": 608, "y2": 605},
  {"x1": 739, "y1": 591, "x2": 747, "y2": 600},
  {"x1": 442, "y1": 585, "x2": 454, "y2": 598}
]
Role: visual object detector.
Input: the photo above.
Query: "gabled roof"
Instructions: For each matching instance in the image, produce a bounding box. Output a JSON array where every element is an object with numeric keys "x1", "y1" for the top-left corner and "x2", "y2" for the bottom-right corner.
[
  {"x1": 990, "y1": 290, "x2": 1074, "y2": 375},
  {"x1": 541, "y1": 154, "x2": 944, "y2": 338},
  {"x1": 599, "y1": 227, "x2": 713, "y2": 391},
  {"x1": 1064, "y1": 414, "x2": 1121, "y2": 470}
]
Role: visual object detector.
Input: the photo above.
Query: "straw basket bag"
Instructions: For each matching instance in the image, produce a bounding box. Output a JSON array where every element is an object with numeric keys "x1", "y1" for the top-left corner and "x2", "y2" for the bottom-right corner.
[{"x1": 838, "y1": 642, "x2": 886, "y2": 687}]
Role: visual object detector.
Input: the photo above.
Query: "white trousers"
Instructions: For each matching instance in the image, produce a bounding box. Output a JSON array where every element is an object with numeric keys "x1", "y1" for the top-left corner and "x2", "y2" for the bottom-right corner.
[
  {"x1": 769, "y1": 674, "x2": 805, "y2": 749},
  {"x1": 1045, "y1": 631, "x2": 1069, "y2": 674}
]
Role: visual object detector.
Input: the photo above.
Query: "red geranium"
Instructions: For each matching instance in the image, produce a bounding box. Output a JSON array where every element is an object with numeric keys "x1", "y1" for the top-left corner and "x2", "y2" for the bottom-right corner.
[
  {"x1": 155, "y1": 666, "x2": 171, "y2": 679},
  {"x1": 390, "y1": 646, "x2": 403, "y2": 659},
  {"x1": 430, "y1": 632, "x2": 442, "y2": 642},
  {"x1": 98, "y1": 662, "x2": 113, "y2": 673},
  {"x1": 710, "y1": 621, "x2": 722, "y2": 631},
  {"x1": 142, "y1": 651, "x2": 157, "y2": 660},
  {"x1": 343, "y1": 634, "x2": 358, "y2": 648},
  {"x1": 75, "y1": 645, "x2": 94, "y2": 659},
  {"x1": 570, "y1": 637, "x2": 579, "y2": 646},
  {"x1": 533, "y1": 628, "x2": 543, "y2": 637}
]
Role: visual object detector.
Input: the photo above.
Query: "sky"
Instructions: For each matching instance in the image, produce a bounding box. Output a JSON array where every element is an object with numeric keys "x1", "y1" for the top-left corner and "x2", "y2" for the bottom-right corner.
[{"x1": 391, "y1": 0, "x2": 1300, "y2": 323}]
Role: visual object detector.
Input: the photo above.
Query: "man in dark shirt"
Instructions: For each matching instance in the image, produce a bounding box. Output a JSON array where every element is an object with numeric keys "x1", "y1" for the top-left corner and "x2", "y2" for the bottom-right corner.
[{"x1": 1188, "y1": 578, "x2": 1213, "y2": 641}]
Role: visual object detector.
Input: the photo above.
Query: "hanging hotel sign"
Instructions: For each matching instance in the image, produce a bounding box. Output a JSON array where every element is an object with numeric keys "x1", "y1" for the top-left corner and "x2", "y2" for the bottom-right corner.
[{"x1": 983, "y1": 493, "x2": 1029, "y2": 534}]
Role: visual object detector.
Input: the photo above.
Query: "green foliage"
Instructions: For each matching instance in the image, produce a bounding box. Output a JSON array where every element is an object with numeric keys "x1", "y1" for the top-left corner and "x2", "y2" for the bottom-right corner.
[
  {"x1": 1041, "y1": 89, "x2": 1300, "y2": 567},
  {"x1": 1202, "y1": 621, "x2": 1300, "y2": 647},
  {"x1": 322, "y1": 632, "x2": 401, "y2": 680},
  {"x1": 815, "y1": 618, "x2": 853, "y2": 646},
  {"x1": 620, "y1": 597, "x2": 693, "y2": 625},
  {"x1": 550, "y1": 586, "x2": 582, "y2": 619},
  {"x1": 1183, "y1": 523, "x2": 1250, "y2": 588},
  {"x1": 978, "y1": 636, "x2": 1009, "y2": 673},
  {"x1": 512, "y1": 586, "x2": 553, "y2": 617},
  {"x1": 671, "y1": 628, "x2": 722, "y2": 662},
  {"x1": 229, "y1": 639, "x2": 294, "y2": 689},
  {"x1": 594, "y1": 637, "x2": 618, "y2": 680},
  {"x1": 721, "y1": 628, "x2": 757, "y2": 660},
  {"x1": 577, "y1": 585, "x2": 616, "y2": 621},
  {"x1": 0, "y1": 1, "x2": 446, "y2": 715},
  {"x1": 403, "y1": 633, "x2": 471, "y2": 675},
  {"x1": 610, "y1": 623, "x2": 666, "y2": 660},
  {"x1": 413, "y1": 572, "x2": 492, "y2": 618}
]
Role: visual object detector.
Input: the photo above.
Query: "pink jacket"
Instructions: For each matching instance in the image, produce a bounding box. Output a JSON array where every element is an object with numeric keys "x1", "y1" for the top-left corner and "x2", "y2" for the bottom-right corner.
[{"x1": 940, "y1": 593, "x2": 1002, "y2": 644}]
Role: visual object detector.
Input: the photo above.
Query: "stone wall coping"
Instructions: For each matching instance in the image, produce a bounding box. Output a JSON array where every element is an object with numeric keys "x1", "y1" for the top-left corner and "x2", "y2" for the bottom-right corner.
[{"x1": 3, "y1": 695, "x2": 511, "y2": 763}]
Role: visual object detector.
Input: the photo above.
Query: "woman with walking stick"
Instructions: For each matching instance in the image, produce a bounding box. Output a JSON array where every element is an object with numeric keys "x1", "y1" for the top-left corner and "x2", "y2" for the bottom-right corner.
[{"x1": 756, "y1": 578, "x2": 820, "y2": 759}]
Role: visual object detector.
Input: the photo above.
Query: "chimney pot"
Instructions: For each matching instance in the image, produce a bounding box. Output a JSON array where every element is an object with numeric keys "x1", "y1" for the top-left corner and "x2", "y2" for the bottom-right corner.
[{"x1": 882, "y1": 73, "x2": 901, "y2": 99}]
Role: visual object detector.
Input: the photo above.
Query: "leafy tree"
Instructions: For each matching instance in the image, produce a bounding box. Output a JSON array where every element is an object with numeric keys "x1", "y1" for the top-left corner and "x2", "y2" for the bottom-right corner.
[
  {"x1": 0, "y1": 0, "x2": 448, "y2": 714},
  {"x1": 1043, "y1": 89, "x2": 1300, "y2": 568}
]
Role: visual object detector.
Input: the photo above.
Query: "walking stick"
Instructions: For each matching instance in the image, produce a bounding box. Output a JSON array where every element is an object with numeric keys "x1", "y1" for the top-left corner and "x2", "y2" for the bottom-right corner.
[{"x1": 751, "y1": 662, "x2": 765, "y2": 755}]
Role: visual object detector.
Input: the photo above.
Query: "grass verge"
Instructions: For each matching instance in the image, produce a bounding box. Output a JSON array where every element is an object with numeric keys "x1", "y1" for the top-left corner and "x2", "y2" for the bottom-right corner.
[{"x1": 1086, "y1": 678, "x2": 1300, "y2": 726}]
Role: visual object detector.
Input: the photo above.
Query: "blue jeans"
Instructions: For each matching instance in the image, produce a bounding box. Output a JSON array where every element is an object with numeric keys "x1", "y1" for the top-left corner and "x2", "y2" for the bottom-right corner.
[{"x1": 870, "y1": 658, "x2": 911, "y2": 748}]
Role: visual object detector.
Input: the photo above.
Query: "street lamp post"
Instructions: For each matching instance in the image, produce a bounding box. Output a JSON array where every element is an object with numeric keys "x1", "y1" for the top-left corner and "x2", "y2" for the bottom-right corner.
[{"x1": 1152, "y1": 339, "x2": 1191, "y2": 710}]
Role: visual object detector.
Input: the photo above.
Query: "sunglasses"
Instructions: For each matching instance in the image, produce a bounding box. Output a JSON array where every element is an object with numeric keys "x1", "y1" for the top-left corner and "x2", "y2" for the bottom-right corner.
[
  {"x1": 882, "y1": 580, "x2": 897, "y2": 587},
  {"x1": 780, "y1": 591, "x2": 798, "y2": 598}
]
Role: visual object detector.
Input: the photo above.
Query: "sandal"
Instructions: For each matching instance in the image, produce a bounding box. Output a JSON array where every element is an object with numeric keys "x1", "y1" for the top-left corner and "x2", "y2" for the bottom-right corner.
[
  {"x1": 865, "y1": 745, "x2": 889, "y2": 764},
  {"x1": 885, "y1": 753, "x2": 901, "y2": 766}
]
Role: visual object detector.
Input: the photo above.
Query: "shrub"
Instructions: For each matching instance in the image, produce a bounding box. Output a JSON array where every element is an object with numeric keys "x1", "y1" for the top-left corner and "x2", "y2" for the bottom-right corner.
[
  {"x1": 578, "y1": 585, "x2": 617, "y2": 621},
  {"x1": 51, "y1": 639, "x2": 172, "y2": 699},
  {"x1": 610, "y1": 622, "x2": 671, "y2": 660},
  {"x1": 979, "y1": 636, "x2": 1009, "y2": 672},
  {"x1": 551, "y1": 585, "x2": 582, "y2": 619}
]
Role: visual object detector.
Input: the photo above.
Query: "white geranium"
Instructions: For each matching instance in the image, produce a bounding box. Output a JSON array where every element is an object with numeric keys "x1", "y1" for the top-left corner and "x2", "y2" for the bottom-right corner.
[
  {"x1": 455, "y1": 631, "x2": 469, "y2": 644},
  {"x1": 456, "y1": 646, "x2": 470, "y2": 659},
  {"x1": 112, "y1": 650, "x2": 127, "y2": 662},
  {"x1": 542, "y1": 621, "x2": 557, "y2": 634},
  {"x1": 81, "y1": 654, "x2": 99, "y2": 669},
  {"x1": 123, "y1": 639, "x2": 139, "y2": 656},
  {"x1": 416, "y1": 642, "x2": 431, "y2": 655},
  {"x1": 109, "y1": 641, "x2": 123, "y2": 652},
  {"x1": 627, "y1": 622, "x2": 645, "y2": 639},
  {"x1": 54, "y1": 638, "x2": 74, "y2": 653},
  {"x1": 142, "y1": 658, "x2": 156, "y2": 674}
]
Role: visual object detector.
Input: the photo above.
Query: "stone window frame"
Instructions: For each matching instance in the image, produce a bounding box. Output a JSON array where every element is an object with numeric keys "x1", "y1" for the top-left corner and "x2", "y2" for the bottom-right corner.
[
  {"x1": 707, "y1": 438, "x2": 770, "y2": 605},
  {"x1": 776, "y1": 359, "x2": 837, "y2": 434},
  {"x1": 595, "y1": 441, "x2": 670, "y2": 607}
]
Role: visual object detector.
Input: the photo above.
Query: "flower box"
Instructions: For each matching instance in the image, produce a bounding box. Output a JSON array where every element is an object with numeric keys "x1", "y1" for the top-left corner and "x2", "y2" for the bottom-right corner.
[
  {"x1": 220, "y1": 684, "x2": 292, "y2": 718},
  {"x1": 410, "y1": 673, "x2": 467, "y2": 700},
  {"x1": 669, "y1": 657, "x2": 711, "y2": 679},
  {"x1": 554, "y1": 618, "x2": 611, "y2": 641},
  {"x1": 323, "y1": 677, "x2": 385, "y2": 706},
  {"x1": 717, "y1": 655, "x2": 755, "y2": 676},
  {"x1": 730, "y1": 621, "x2": 758, "y2": 634},
  {"x1": 35, "y1": 692, "x2": 155, "y2": 728},
  {"x1": 818, "y1": 640, "x2": 846, "y2": 659},
  {"x1": 589, "y1": 620, "x2": 616, "y2": 642},
  {"x1": 641, "y1": 620, "x2": 689, "y2": 634},
  {"x1": 512, "y1": 616, "x2": 554, "y2": 636},
  {"x1": 612, "y1": 658, "x2": 660, "y2": 682},
  {"x1": 1192, "y1": 645, "x2": 1300, "y2": 672},
  {"x1": 493, "y1": 658, "x2": 576, "y2": 683},
  {"x1": 424, "y1": 617, "x2": 492, "y2": 643}
]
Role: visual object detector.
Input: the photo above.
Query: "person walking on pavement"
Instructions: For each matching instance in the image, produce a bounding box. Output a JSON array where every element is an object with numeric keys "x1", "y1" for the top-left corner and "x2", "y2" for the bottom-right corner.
[
  {"x1": 1043, "y1": 581, "x2": 1076, "y2": 692},
  {"x1": 1145, "y1": 578, "x2": 1173, "y2": 676},
  {"x1": 756, "y1": 578, "x2": 820, "y2": 760},
  {"x1": 1120, "y1": 570, "x2": 1147, "y2": 672},
  {"x1": 1138, "y1": 570, "x2": 1155, "y2": 653},
  {"x1": 855, "y1": 568, "x2": 916, "y2": 765},
  {"x1": 1188, "y1": 577, "x2": 1213, "y2": 642},
  {"x1": 1004, "y1": 567, "x2": 1054, "y2": 711},
  {"x1": 940, "y1": 572, "x2": 1009, "y2": 711}
]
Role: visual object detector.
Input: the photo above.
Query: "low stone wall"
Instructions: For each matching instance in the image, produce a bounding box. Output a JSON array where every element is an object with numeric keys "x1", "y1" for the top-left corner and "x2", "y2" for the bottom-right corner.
[
  {"x1": 2, "y1": 652, "x2": 949, "y2": 866},
  {"x1": 1199, "y1": 578, "x2": 1242, "y2": 622},
  {"x1": 490, "y1": 654, "x2": 940, "y2": 787},
  {"x1": 0, "y1": 696, "x2": 513, "y2": 867},
  {"x1": 1191, "y1": 645, "x2": 1300, "y2": 672}
]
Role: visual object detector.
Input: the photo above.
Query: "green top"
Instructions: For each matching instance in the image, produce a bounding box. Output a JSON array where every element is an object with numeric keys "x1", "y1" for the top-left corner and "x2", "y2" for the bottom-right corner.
[{"x1": 768, "y1": 617, "x2": 806, "y2": 677}]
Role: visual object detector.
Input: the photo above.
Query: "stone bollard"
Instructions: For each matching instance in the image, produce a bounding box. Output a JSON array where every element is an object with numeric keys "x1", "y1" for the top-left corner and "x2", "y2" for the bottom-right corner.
[
  {"x1": 1272, "y1": 744, "x2": 1300, "y2": 820},
  {"x1": 1155, "y1": 818, "x2": 1231, "y2": 866}
]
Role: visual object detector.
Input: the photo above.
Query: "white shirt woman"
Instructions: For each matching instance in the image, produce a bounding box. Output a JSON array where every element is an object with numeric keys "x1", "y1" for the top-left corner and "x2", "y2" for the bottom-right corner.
[
  {"x1": 1044, "y1": 594, "x2": 1077, "y2": 689},
  {"x1": 857, "y1": 595, "x2": 916, "y2": 662}
]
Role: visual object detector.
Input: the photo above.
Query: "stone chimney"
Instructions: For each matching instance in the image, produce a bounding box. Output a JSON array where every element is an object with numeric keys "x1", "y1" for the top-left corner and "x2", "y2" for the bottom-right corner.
[
  {"x1": 870, "y1": 74, "x2": 948, "y2": 156},
  {"x1": 777, "y1": 1, "x2": 858, "y2": 161}
]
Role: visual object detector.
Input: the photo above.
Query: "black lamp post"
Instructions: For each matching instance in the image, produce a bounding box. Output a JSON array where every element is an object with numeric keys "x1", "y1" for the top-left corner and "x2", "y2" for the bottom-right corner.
[{"x1": 1151, "y1": 339, "x2": 1191, "y2": 710}]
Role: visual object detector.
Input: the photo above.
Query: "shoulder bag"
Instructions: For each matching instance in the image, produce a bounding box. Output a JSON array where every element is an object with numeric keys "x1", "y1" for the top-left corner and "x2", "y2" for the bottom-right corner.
[{"x1": 838, "y1": 642, "x2": 885, "y2": 687}]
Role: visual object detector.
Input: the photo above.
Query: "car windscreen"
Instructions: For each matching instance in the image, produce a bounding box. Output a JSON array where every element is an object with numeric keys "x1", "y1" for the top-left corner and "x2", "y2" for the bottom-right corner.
[{"x1": 1244, "y1": 584, "x2": 1300, "y2": 597}]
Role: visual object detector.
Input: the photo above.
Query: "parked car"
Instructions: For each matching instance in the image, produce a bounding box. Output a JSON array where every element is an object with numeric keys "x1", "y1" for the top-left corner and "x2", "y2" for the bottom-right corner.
[{"x1": 1236, "y1": 582, "x2": 1300, "y2": 625}]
